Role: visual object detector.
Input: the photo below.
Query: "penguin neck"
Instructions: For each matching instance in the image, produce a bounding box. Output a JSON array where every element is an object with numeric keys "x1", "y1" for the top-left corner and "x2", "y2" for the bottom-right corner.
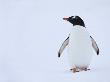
[{"x1": 73, "y1": 25, "x2": 86, "y2": 28}]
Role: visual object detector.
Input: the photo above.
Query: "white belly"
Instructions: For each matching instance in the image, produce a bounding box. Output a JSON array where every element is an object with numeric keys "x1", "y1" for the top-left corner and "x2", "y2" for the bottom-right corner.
[{"x1": 68, "y1": 26, "x2": 93, "y2": 68}]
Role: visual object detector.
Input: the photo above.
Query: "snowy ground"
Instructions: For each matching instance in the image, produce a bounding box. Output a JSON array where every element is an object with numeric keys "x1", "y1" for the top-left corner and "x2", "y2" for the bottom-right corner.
[{"x1": 0, "y1": 0, "x2": 110, "y2": 82}]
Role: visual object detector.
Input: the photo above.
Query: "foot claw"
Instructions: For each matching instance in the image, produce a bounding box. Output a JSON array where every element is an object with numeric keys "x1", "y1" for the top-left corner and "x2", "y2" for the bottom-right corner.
[{"x1": 70, "y1": 69, "x2": 73, "y2": 71}]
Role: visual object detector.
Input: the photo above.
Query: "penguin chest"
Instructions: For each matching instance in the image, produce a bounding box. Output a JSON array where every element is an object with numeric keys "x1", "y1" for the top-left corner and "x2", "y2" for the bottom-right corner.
[{"x1": 68, "y1": 26, "x2": 93, "y2": 67}]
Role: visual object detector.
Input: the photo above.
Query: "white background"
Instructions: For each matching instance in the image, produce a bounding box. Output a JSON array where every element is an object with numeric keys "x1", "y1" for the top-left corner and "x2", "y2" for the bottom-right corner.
[{"x1": 0, "y1": 0, "x2": 110, "y2": 82}]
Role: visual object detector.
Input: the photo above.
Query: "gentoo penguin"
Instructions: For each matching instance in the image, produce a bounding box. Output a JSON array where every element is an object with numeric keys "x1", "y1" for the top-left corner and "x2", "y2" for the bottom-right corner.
[{"x1": 58, "y1": 16, "x2": 99, "y2": 73}]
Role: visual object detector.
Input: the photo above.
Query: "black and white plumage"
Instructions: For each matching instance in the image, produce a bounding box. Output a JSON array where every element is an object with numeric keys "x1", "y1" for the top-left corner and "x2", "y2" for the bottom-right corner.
[{"x1": 58, "y1": 16, "x2": 99, "y2": 72}]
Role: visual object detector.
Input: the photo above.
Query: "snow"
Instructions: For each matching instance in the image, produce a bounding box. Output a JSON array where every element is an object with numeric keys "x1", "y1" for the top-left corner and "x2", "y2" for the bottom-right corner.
[{"x1": 0, "y1": 0, "x2": 110, "y2": 82}]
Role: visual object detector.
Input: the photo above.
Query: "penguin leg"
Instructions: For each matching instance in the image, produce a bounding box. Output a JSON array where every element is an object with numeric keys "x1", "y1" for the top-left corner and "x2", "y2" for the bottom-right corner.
[
  {"x1": 70, "y1": 68, "x2": 79, "y2": 73},
  {"x1": 81, "y1": 67, "x2": 90, "y2": 71}
]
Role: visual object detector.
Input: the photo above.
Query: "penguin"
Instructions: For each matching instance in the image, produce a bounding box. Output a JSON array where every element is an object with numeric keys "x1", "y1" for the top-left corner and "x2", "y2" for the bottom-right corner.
[{"x1": 58, "y1": 16, "x2": 99, "y2": 73}]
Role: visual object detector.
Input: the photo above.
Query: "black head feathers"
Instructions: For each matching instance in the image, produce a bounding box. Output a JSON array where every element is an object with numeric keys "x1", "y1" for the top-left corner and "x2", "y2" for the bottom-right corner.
[{"x1": 63, "y1": 16, "x2": 85, "y2": 27}]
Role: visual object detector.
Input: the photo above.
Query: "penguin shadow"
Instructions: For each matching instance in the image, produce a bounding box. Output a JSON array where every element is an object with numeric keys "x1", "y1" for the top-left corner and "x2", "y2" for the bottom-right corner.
[
  {"x1": 90, "y1": 67, "x2": 110, "y2": 73},
  {"x1": 60, "y1": 69, "x2": 72, "y2": 74}
]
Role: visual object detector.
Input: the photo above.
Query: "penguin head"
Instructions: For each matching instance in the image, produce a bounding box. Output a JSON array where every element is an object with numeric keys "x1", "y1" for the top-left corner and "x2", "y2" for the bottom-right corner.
[{"x1": 63, "y1": 16, "x2": 85, "y2": 27}]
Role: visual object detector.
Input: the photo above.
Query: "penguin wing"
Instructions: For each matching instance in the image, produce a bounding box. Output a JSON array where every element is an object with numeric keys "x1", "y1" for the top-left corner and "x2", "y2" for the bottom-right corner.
[
  {"x1": 90, "y1": 36, "x2": 99, "y2": 55},
  {"x1": 58, "y1": 36, "x2": 69, "y2": 57}
]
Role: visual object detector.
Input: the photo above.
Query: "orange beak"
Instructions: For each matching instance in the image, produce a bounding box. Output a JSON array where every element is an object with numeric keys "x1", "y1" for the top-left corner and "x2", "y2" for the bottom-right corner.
[{"x1": 63, "y1": 17, "x2": 69, "y2": 21}]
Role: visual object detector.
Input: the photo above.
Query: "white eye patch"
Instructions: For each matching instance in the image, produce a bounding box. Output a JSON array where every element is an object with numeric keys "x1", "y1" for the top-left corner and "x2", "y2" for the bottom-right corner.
[{"x1": 71, "y1": 16, "x2": 75, "y2": 19}]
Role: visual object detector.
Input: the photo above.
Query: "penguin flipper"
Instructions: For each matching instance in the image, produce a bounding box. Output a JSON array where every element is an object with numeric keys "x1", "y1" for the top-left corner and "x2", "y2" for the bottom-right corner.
[
  {"x1": 58, "y1": 36, "x2": 69, "y2": 57},
  {"x1": 90, "y1": 36, "x2": 99, "y2": 55}
]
